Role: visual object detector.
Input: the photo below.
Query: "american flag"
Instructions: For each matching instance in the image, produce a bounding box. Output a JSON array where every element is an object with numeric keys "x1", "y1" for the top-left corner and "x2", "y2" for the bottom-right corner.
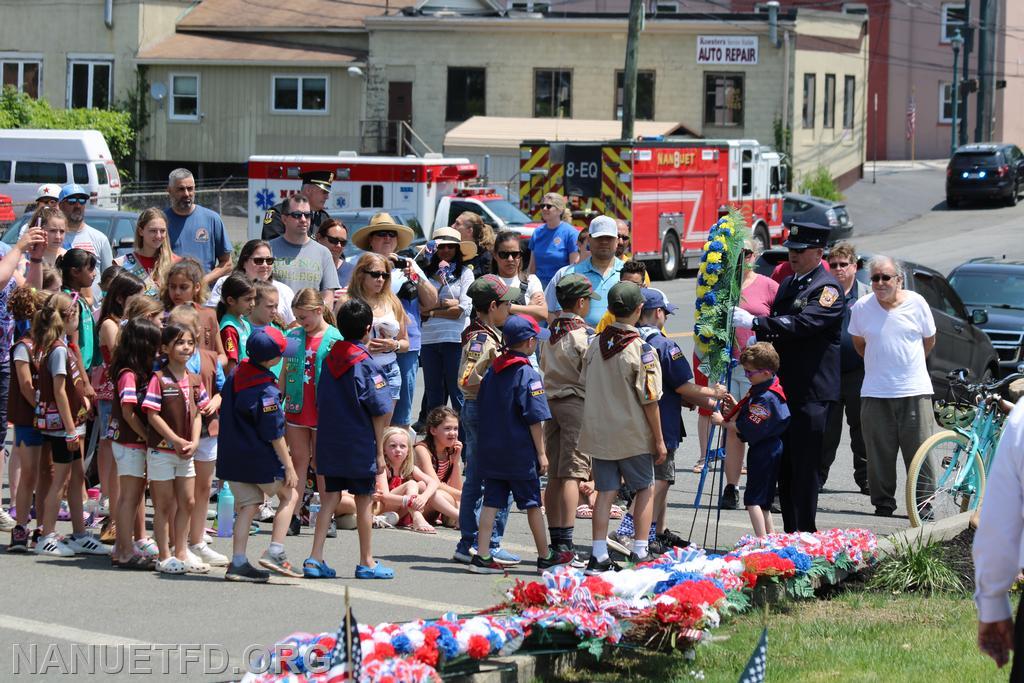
[
  {"x1": 328, "y1": 606, "x2": 362, "y2": 679},
  {"x1": 905, "y1": 96, "x2": 916, "y2": 141},
  {"x1": 737, "y1": 628, "x2": 767, "y2": 683}
]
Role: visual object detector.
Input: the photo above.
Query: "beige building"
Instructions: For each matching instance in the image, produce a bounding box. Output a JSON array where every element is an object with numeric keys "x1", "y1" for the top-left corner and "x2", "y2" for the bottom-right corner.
[{"x1": 365, "y1": 6, "x2": 868, "y2": 188}]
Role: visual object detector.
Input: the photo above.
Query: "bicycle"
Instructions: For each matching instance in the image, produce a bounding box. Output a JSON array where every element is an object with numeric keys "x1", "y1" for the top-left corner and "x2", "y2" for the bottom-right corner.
[{"x1": 905, "y1": 369, "x2": 1022, "y2": 528}]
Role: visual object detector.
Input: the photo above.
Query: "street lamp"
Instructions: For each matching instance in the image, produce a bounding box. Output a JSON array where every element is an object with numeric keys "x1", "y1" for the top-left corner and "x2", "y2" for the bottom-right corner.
[{"x1": 951, "y1": 29, "x2": 964, "y2": 156}]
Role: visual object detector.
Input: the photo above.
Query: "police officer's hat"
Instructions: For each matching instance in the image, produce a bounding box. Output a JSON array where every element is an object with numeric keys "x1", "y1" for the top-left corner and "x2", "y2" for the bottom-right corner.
[
  {"x1": 300, "y1": 170, "x2": 334, "y2": 192},
  {"x1": 783, "y1": 222, "x2": 831, "y2": 250}
]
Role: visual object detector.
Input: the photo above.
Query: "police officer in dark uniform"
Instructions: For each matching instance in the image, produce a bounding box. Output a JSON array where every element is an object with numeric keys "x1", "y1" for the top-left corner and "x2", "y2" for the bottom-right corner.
[
  {"x1": 732, "y1": 223, "x2": 844, "y2": 533},
  {"x1": 261, "y1": 170, "x2": 334, "y2": 240}
]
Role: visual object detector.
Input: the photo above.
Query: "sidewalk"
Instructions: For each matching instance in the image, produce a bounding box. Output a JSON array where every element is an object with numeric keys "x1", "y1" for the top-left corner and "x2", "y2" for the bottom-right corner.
[{"x1": 842, "y1": 162, "x2": 946, "y2": 238}]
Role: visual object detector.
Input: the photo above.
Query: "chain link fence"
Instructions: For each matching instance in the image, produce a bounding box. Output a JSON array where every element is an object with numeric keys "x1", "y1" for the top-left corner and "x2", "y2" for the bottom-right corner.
[{"x1": 115, "y1": 177, "x2": 250, "y2": 244}]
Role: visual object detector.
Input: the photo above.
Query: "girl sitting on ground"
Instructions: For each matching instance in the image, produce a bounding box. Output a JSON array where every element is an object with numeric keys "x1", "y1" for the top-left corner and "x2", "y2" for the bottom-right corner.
[
  {"x1": 378, "y1": 427, "x2": 460, "y2": 534},
  {"x1": 413, "y1": 406, "x2": 463, "y2": 506}
]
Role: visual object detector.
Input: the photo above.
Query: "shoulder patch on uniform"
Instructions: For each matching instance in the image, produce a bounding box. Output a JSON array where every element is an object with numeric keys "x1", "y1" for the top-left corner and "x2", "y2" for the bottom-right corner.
[
  {"x1": 641, "y1": 350, "x2": 656, "y2": 365},
  {"x1": 469, "y1": 340, "x2": 483, "y2": 353},
  {"x1": 819, "y1": 286, "x2": 839, "y2": 308},
  {"x1": 669, "y1": 344, "x2": 683, "y2": 360},
  {"x1": 372, "y1": 373, "x2": 387, "y2": 390},
  {"x1": 263, "y1": 210, "x2": 275, "y2": 225},
  {"x1": 529, "y1": 379, "x2": 545, "y2": 397},
  {"x1": 748, "y1": 403, "x2": 770, "y2": 424}
]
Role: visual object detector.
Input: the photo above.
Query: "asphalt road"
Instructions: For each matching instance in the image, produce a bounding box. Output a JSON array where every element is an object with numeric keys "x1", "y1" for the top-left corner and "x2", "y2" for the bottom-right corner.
[{"x1": 2, "y1": 164, "x2": 1020, "y2": 681}]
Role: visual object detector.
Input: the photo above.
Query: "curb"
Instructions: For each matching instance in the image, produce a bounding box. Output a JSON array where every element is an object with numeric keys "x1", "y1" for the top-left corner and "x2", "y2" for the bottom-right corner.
[{"x1": 877, "y1": 512, "x2": 972, "y2": 555}]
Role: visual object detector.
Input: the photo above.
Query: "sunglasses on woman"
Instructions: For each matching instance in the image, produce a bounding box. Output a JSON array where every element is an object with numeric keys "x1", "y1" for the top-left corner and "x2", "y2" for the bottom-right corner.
[
  {"x1": 322, "y1": 236, "x2": 347, "y2": 247},
  {"x1": 539, "y1": 204, "x2": 556, "y2": 210},
  {"x1": 372, "y1": 230, "x2": 398, "y2": 239},
  {"x1": 363, "y1": 270, "x2": 388, "y2": 280},
  {"x1": 250, "y1": 257, "x2": 275, "y2": 266},
  {"x1": 497, "y1": 251, "x2": 522, "y2": 260}
]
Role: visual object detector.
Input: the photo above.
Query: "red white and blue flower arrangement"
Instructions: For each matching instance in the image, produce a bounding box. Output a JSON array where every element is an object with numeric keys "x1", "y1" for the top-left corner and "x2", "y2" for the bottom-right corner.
[{"x1": 242, "y1": 528, "x2": 877, "y2": 682}]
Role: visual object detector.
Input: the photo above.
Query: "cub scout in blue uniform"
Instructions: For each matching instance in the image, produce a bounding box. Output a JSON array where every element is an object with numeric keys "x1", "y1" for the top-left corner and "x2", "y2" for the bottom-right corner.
[
  {"x1": 636, "y1": 288, "x2": 729, "y2": 550},
  {"x1": 308, "y1": 299, "x2": 395, "y2": 581},
  {"x1": 714, "y1": 342, "x2": 791, "y2": 538},
  {"x1": 578, "y1": 281, "x2": 666, "y2": 574},
  {"x1": 471, "y1": 315, "x2": 578, "y2": 576},
  {"x1": 217, "y1": 327, "x2": 302, "y2": 583}
]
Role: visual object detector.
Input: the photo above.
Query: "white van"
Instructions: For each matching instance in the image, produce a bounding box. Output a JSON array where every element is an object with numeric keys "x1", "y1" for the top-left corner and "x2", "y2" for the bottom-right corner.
[{"x1": 0, "y1": 129, "x2": 121, "y2": 210}]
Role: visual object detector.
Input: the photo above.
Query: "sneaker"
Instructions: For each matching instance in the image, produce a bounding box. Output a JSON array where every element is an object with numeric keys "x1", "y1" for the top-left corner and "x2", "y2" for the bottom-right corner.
[
  {"x1": 31, "y1": 527, "x2": 42, "y2": 548},
  {"x1": 287, "y1": 516, "x2": 301, "y2": 537},
  {"x1": 452, "y1": 544, "x2": 474, "y2": 564},
  {"x1": 225, "y1": 560, "x2": 270, "y2": 583},
  {"x1": 647, "y1": 539, "x2": 666, "y2": 557},
  {"x1": 97, "y1": 498, "x2": 110, "y2": 517},
  {"x1": 8, "y1": 524, "x2": 29, "y2": 553},
  {"x1": 184, "y1": 550, "x2": 211, "y2": 574},
  {"x1": 657, "y1": 529, "x2": 689, "y2": 549},
  {"x1": 326, "y1": 518, "x2": 337, "y2": 539},
  {"x1": 584, "y1": 555, "x2": 620, "y2": 576},
  {"x1": 490, "y1": 547, "x2": 521, "y2": 566},
  {"x1": 537, "y1": 549, "x2": 576, "y2": 573},
  {"x1": 206, "y1": 508, "x2": 217, "y2": 521},
  {"x1": 134, "y1": 538, "x2": 159, "y2": 557},
  {"x1": 257, "y1": 502, "x2": 276, "y2": 522},
  {"x1": 555, "y1": 544, "x2": 587, "y2": 569},
  {"x1": 607, "y1": 531, "x2": 633, "y2": 556},
  {"x1": 189, "y1": 542, "x2": 229, "y2": 567},
  {"x1": 0, "y1": 507, "x2": 15, "y2": 532},
  {"x1": 719, "y1": 484, "x2": 739, "y2": 510},
  {"x1": 258, "y1": 549, "x2": 304, "y2": 578},
  {"x1": 35, "y1": 533, "x2": 74, "y2": 557},
  {"x1": 469, "y1": 553, "x2": 506, "y2": 574},
  {"x1": 65, "y1": 533, "x2": 112, "y2": 555}
]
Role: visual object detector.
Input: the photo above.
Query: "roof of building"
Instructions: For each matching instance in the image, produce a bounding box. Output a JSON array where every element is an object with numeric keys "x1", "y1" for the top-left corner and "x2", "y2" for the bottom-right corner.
[
  {"x1": 177, "y1": 0, "x2": 415, "y2": 30},
  {"x1": 444, "y1": 116, "x2": 695, "y2": 152},
  {"x1": 136, "y1": 32, "x2": 362, "y2": 65}
]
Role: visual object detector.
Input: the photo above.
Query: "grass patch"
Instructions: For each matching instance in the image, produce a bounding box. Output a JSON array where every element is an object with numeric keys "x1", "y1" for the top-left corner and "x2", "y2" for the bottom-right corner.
[
  {"x1": 868, "y1": 535, "x2": 967, "y2": 596},
  {"x1": 550, "y1": 588, "x2": 1001, "y2": 682}
]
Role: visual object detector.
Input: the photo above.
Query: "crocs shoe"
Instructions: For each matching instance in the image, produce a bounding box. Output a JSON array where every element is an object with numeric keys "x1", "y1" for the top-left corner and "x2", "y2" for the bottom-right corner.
[
  {"x1": 155, "y1": 557, "x2": 186, "y2": 574},
  {"x1": 183, "y1": 550, "x2": 211, "y2": 574},
  {"x1": 303, "y1": 557, "x2": 336, "y2": 579},
  {"x1": 355, "y1": 560, "x2": 394, "y2": 579}
]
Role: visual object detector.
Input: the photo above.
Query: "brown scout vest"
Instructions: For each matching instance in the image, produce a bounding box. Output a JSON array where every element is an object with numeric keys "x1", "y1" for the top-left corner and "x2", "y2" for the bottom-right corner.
[
  {"x1": 109, "y1": 369, "x2": 147, "y2": 447},
  {"x1": 34, "y1": 339, "x2": 87, "y2": 432},
  {"x1": 197, "y1": 348, "x2": 219, "y2": 437},
  {"x1": 146, "y1": 368, "x2": 203, "y2": 451},
  {"x1": 197, "y1": 306, "x2": 220, "y2": 354},
  {"x1": 7, "y1": 336, "x2": 36, "y2": 427}
]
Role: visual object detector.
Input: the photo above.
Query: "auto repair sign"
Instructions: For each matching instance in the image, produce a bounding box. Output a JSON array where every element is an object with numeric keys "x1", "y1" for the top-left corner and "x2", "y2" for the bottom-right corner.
[{"x1": 697, "y1": 36, "x2": 759, "y2": 65}]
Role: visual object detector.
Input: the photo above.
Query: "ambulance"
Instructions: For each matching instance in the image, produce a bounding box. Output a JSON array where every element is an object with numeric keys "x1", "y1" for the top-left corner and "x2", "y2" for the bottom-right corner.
[
  {"x1": 247, "y1": 153, "x2": 537, "y2": 241},
  {"x1": 518, "y1": 139, "x2": 787, "y2": 279}
]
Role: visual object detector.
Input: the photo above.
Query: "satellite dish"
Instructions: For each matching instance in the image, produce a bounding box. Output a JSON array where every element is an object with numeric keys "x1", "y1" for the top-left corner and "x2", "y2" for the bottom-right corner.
[{"x1": 150, "y1": 82, "x2": 167, "y2": 101}]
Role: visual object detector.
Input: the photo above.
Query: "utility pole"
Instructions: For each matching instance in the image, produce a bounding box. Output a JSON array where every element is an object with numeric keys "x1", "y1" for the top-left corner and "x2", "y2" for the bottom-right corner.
[
  {"x1": 959, "y1": 0, "x2": 971, "y2": 147},
  {"x1": 620, "y1": 0, "x2": 644, "y2": 140},
  {"x1": 974, "y1": 0, "x2": 990, "y2": 142},
  {"x1": 951, "y1": 30, "x2": 963, "y2": 156}
]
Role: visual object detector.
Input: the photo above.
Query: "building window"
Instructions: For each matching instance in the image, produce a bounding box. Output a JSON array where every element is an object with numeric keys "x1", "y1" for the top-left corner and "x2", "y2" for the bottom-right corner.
[
  {"x1": 841, "y1": 3, "x2": 868, "y2": 15},
  {"x1": 939, "y1": 82, "x2": 961, "y2": 123},
  {"x1": 272, "y1": 75, "x2": 328, "y2": 114},
  {"x1": 656, "y1": 2, "x2": 678, "y2": 12},
  {"x1": 534, "y1": 69, "x2": 572, "y2": 118},
  {"x1": 941, "y1": 3, "x2": 966, "y2": 43},
  {"x1": 823, "y1": 74, "x2": 836, "y2": 129},
  {"x1": 615, "y1": 70, "x2": 655, "y2": 121},
  {"x1": 446, "y1": 67, "x2": 486, "y2": 122},
  {"x1": 68, "y1": 60, "x2": 111, "y2": 109},
  {"x1": 843, "y1": 75, "x2": 856, "y2": 129},
  {"x1": 703, "y1": 73, "x2": 744, "y2": 127},
  {"x1": 802, "y1": 73, "x2": 816, "y2": 128},
  {"x1": 1, "y1": 58, "x2": 41, "y2": 98},
  {"x1": 170, "y1": 74, "x2": 199, "y2": 121}
]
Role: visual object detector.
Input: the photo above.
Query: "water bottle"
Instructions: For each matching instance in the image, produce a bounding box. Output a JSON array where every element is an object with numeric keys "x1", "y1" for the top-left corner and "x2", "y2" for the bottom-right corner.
[
  {"x1": 85, "y1": 488, "x2": 101, "y2": 528},
  {"x1": 309, "y1": 493, "x2": 321, "y2": 529},
  {"x1": 217, "y1": 483, "x2": 234, "y2": 537}
]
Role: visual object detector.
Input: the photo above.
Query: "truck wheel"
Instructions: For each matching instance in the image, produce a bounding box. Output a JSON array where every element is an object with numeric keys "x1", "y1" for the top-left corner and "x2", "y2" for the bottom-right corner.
[
  {"x1": 649, "y1": 232, "x2": 679, "y2": 281},
  {"x1": 753, "y1": 225, "x2": 770, "y2": 252}
]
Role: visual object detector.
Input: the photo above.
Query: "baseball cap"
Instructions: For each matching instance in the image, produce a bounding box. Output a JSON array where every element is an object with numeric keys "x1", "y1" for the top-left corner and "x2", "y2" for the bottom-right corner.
[
  {"x1": 540, "y1": 192, "x2": 566, "y2": 211},
  {"x1": 607, "y1": 280, "x2": 644, "y2": 316},
  {"x1": 589, "y1": 215, "x2": 617, "y2": 238},
  {"x1": 36, "y1": 184, "x2": 61, "y2": 201},
  {"x1": 468, "y1": 274, "x2": 519, "y2": 307},
  {"x1": 556, "y1": 273, "x2": 600, "y2": 301},
  {"x1": 642, "y1": 287, "x2": 678, "y2": 315},
  {"x1": 247, "y1": 326, "x2": 300, "y2": 363},
  {"x1": 502, "y1": 315, "x2": 550, "y2": 348},
  {"x1": 58, "y1": 183, "x2": 89, "y2": 202}
]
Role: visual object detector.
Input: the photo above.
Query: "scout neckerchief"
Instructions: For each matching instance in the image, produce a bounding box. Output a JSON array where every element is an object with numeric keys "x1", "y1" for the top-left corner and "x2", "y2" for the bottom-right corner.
[
  {"x1": 233, "y1": 360, "x2": 275, "y2": 392},
  {"x1": 723, "y1": 376, "x2": 787, "y2": 422},
  {"x1": 491, "y1": 350, "x2": 531, "y2": 374},
  {"x1": 549, "y1": 314, "x2": 587, "y2": 344},
  {"x1": 325, "y1": 341, "x2": 370, "y2": 379},
  {"x1": 461, "y1": 318, "x2": 501, "y2": 346},
  {"x1": 599, "y1": 325, "x2": 640, "y2": 360}
]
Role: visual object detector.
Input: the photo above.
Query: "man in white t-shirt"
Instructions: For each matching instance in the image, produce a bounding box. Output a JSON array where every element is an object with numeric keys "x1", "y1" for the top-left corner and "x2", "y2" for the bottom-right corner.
[
  {"x1": 59, "y1": 184, "x2": 113, "y2": 297},
  {"x1": 848, "y1": 254, "x2": 937, "y2": 517}
]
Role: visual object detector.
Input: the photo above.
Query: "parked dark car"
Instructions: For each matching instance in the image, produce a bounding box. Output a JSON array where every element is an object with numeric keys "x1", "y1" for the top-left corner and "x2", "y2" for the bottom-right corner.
[
  {"x1": 3, "y1": 208, "x2": 138, "y2": 258},
  {"x1": 948, "y1": 258, "x2": 1024, "y2": 376},
  {"x1": 755, "y1": 248, "x2": 999, "y2": 397},
  {"x1": 327, "y1": 209, "x2": 425, "y2": 262},
  {"x1": 946, "y1": 143, "x2": 1024, "y2": 208},
  {"x1": 782, "y1": 192, "x2": 853, "y2": 242}
]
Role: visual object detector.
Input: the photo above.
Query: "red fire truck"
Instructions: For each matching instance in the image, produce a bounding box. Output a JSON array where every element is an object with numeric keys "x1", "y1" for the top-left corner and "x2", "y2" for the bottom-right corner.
[{"x1": 518, "y1": 139, "x2": 787, "y2": 279}]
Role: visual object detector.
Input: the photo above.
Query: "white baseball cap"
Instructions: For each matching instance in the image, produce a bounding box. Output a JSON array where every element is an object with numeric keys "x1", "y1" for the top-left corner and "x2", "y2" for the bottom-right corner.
[
  {"x1": 36, "y1": 184, "x2": 61, "y2": 201},
  {"x1": 589, "y1": 215, "x2": 618, "y2": 238}
]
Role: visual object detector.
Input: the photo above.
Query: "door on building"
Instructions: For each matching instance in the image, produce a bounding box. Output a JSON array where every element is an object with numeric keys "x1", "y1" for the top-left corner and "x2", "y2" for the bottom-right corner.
[{"x1": 388, "y1": 82, "x2": 413, "y2": 154}]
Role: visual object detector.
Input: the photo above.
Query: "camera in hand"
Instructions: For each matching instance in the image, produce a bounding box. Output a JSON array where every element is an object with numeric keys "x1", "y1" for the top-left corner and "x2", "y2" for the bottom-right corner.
[{"x1": 389, "y1": 255, "x2": 408, "y2": 269}]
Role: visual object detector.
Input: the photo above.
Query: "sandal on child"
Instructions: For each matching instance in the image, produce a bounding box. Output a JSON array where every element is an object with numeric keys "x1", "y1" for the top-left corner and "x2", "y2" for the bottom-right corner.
[
  {"x1": 609, "y1": 505, "x2": 624, "y2": 520},
  {"x1": 303, "y1": 557, "x2": 337, "y2": 579},
  {"x1": 575, "y1": 505, "x2": 593, "y2": 520},
  {"x1": 355, "y1": 561, "x2": 394, "y2": 580}
]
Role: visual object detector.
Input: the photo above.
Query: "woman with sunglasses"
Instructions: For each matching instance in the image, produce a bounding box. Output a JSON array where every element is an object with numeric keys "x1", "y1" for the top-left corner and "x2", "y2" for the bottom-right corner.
[
  {"x1": 206, "y1": 239, "x2": 295, "y2": 326},
  {"x1": 491, "y1": 231, "x2": 547, "y2": 321},
  {"x1": 347, "y1": 253, "x2": 409, "y2": 404},
  {"x1": 527, "y1": 193, "x2": 579, "y2": 288},
  {"x1": 419, "y1": 227, "x2": 475, "y2": 419},
  {"x1": 316, "y1": 219, "x2": 355, "y2": 290}
]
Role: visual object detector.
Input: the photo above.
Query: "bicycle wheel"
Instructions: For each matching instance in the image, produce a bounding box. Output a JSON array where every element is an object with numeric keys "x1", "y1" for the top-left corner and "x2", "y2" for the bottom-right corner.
[{"x1": 906, "y1": 430, "x2": 985, "y2": 528}]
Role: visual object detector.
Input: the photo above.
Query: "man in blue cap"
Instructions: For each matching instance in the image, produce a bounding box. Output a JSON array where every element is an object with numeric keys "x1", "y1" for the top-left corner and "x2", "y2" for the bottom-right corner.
[
  {"x1": 732, "y1": 222, "x2": 843, "y2": 533},
  {"x1": 58, "y1": 183, "x2": 113, "y2": 285}
]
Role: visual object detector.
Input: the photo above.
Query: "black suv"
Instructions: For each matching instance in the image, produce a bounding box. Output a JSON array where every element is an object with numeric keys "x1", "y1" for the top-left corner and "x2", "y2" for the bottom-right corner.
[
  {"x1": 946, "y1": 143, "x2": 1024, "y2": 208},
  {"x1": 948, "y1": 258, "x2": 1024, "y2": 376},
  {"x1": 754, "y1": 248, "x2": 1000, "y2": 396}
]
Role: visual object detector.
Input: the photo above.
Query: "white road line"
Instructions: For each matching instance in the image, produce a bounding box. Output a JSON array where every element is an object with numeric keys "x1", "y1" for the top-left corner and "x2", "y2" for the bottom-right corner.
[{"x1": 0, "y1": 614, "x2": 149, "y2": 648}]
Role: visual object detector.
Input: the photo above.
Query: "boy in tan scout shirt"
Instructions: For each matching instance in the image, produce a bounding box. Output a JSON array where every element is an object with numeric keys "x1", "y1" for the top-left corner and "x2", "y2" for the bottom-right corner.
[
  {"x1": 540, "y1": 273, "x2": 600, "y2": 562},
  {"x1": 453, "y1": 274, "x2": 521, "y2": 565},
  {"x1": 578, "y1": 280, "x2": 666, "y2": 574}
]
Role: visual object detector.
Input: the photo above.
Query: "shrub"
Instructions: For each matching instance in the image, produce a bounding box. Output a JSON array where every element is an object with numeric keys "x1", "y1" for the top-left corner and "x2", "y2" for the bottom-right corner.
[
  {"x1": 867, "y1": 535, "x2": 966, "y2": 596},
  {"x1": 798, "y1": 165, "x2": 844, "y2": 201}
]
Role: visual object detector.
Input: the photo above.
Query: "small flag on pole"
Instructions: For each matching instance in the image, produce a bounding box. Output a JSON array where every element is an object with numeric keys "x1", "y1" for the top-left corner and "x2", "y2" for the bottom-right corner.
[
  {"x1": 329, "y1": 589, "x2": 362, "y2": 680},
  {"x1": 737, "y1": 628, "x2": 767, "y2": 683},
  {"x1": 905, "y1": 96, "x2": 917, "y2": 141}
]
